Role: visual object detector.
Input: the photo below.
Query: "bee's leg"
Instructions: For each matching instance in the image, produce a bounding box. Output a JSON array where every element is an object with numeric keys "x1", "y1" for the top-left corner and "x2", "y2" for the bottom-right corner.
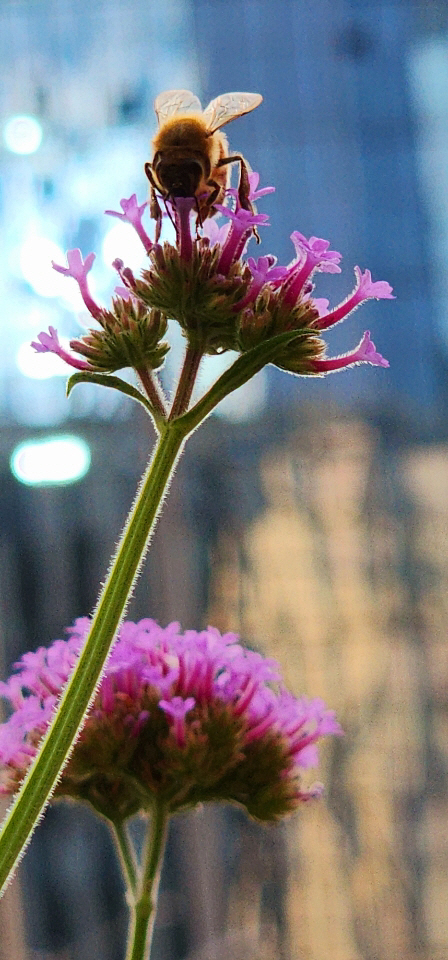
[
  {"x1": 144, "y1": 162, "x2": 159, "y2": 206},
  {"x1": 216, "y1": 155, "x2": 260, "y2": 243},
  {"x1": 144, "y1": 162, "x2": 163, "y2": 242},
  {"x1": 204, "y1": 179, "x2": 222, "y2": 215},
  {"x1": 216, "y1": 154, "x2": 252, "y2": 211},
  {"x1": 152, "y1": 189, "x2": 163, "y2": 243}
]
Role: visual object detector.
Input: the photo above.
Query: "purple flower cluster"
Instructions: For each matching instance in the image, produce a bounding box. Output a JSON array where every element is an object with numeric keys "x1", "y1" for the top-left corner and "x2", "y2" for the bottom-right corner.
[
  {"x1": 0, "y1": 619, "x2": 342, "y2": 822},
  {"x1": 32, "y1": 174, "x2": 393, "y2": 381}
]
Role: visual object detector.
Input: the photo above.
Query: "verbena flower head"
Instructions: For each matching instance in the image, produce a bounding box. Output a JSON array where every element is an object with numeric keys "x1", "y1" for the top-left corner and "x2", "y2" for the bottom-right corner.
[
  {"x1": 0, "y1": 619, "x2": 342, "y2": 823},
  {"x1": 32, "y1": 175, "x2": 393, "y2": 383}
]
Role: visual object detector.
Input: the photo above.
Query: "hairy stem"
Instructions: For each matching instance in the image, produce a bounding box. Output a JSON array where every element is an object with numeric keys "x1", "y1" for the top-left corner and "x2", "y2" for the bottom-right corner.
[
  {"x1": 136, "y1": 366, "x2": 167, "y2": 424},
  {"x1": 112, "y1": 820, "x2": 139, "y2": 898},
  {"x1": 0, "y1": 422, "x2": 186, "y2": 894},
  {"x1": 126, "y1": 804, "x2": 169, "y2": 960},
  {"x1": 0, "y1": 329, "x2": 299, "y2": 894},
  {"x1": 169, "y1": 343, "x2": 203, "y2": 420}
]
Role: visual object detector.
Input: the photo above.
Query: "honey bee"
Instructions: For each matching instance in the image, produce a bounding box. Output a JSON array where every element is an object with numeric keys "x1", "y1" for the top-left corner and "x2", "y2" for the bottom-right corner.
[{"x1": 145, "y1": 89, "x2": 263, "y2": 239}]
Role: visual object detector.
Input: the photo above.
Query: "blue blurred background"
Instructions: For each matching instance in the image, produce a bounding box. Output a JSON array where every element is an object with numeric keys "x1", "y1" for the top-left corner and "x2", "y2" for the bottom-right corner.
[{"x1": 0, "y1": 2, "x2": 447, "y2": 959}]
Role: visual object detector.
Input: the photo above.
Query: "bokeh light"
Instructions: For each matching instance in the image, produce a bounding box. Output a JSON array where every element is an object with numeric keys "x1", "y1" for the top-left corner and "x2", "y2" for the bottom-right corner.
[
  {"x1": 102, "y1": 221, "x2": 148, "y2": 272},
  {"x1": 20, "y1": 237, "x2": 69, "y2": 298},
  {"x1": 3, "y1": 114, "x2": 43, "y2": 154},
  {"x1": 16, "y1": 339, "x2": 71, "y2": 379},
  {"x1": 10, "y1": 434, "x2": 91, "y2": 485}
]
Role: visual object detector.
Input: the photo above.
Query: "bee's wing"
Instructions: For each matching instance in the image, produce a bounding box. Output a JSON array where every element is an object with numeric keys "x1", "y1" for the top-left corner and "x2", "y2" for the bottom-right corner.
[
  {"x1": 154, "y1": 90, "x2": 203, "y2": 124},
  {"x1": 202, "y1": 92, "x2": 262, "y2": 133}
]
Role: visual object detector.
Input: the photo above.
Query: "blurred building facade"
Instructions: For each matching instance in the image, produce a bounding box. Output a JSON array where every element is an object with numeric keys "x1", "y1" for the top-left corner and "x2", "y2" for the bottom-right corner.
[{"x1": 207, "y1": 413, "x2": 448, "y2": 960}]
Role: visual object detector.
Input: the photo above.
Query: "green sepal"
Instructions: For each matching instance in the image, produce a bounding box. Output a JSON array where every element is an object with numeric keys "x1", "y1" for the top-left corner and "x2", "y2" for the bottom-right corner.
[
  {"x1": 135, "y1": 241, "x2": 249, "y2": 354},
  {"x1": 66, "y1": 371, "x2": 155, "y2": 416},
  {"x1": 71, "y1": 301, "x2": 170, "y2": 374}
]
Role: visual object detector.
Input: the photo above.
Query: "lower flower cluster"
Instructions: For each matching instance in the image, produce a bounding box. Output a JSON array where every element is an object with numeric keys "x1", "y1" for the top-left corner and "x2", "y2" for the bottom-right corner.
[{"x1": 0, "y1": 619, "x2": 341, "y2": 823}]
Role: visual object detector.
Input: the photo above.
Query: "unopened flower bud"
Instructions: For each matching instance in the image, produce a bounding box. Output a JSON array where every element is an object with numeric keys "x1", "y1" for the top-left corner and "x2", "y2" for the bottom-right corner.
[{"x1": 70, "y1": 300, "x2": 169, "y2": 373}]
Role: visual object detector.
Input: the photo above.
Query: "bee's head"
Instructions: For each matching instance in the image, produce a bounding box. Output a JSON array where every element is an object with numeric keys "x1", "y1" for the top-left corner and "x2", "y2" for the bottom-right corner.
[{"x1": 154, "y1": 157, "x2": 204, "y2": 198}]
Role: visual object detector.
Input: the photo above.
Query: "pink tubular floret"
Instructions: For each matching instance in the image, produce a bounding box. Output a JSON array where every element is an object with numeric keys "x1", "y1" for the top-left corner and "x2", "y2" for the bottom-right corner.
[
  {"x1": 314, "y1": 266, "x2": 395, "y2": 332},
  {"x1": 105, "y1": 194, "x2": 153, "y2": 254},
  {"x1": 215, "y1": 205, "x2": 270, "y2": 275},
  {"x1": 31, "y1": 327, "x2": 92, "y2": 372},
  {"x1": 52, "y1": 249, "x2": 103, "y2": 320},
  {"x1": 310, "y1": 331, "x2": 389, "y2": 374}
]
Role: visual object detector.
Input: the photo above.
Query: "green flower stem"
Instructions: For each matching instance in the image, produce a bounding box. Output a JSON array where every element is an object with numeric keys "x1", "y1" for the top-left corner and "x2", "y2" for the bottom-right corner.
[
  {"x1": 126, "y1": 803, "x2": 169, "y2": 960},
  {"x1": 177, "y1": 328, "x2": 308, "y2": 433},
  {"x1": 0, "y1": 328, "x2": 303, "y2": 895},
  {"x1": 169, "y1": 343, "x2": 203, "y2": 419},
  {"x1": 112, "y1": 820, "x2": 139, "y2": 898},
  {"x1": 136, "y1": 366, "x2": 167, "y2": 425},
  {"x1": 0, "y1": 421, "x2": 187, "y2": 894}
]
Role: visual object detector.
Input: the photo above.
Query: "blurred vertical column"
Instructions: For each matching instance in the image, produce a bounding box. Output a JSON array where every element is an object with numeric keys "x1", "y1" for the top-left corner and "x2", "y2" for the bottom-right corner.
[
  {"x1": 0, "y1": 804, "x2": 28, "y2": 960},
  {"x1": 191, "y1": 0, "x2": 441, "y2": 422},
  {"x1": 408, "y1": 26, "x2": 448, "y2": 416},
  {"x1": 0, "y1": 640, "x2": 28, "y2": 960},
  {"x1": 206, "y1": 415, "x2": 437, "y2": 959}
]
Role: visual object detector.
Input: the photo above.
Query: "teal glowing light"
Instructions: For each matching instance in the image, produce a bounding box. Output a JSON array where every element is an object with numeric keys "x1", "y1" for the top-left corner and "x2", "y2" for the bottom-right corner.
[
  {"x1": 11, "y1": 435, "x2": 91, "y2": 486},
  {"x1": 3, "y1": 114, "x2": 43, "y2": 154}
]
